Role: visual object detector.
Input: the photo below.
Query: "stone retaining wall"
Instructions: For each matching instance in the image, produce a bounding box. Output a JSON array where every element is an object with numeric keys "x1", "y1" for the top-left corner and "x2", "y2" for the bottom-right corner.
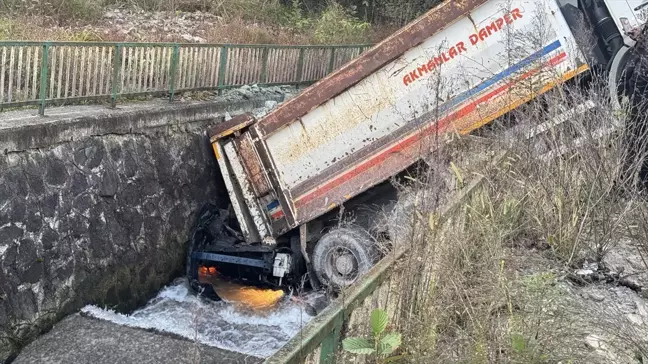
[{"x1": 0, "y1": 91, "x2": 288, "y2": 361}]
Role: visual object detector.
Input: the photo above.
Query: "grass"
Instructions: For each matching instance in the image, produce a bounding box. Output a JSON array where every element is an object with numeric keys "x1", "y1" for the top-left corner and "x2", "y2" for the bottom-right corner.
[
  {"x1": 335, "y1": 11, "x2": 648, "y2": 358},
  {"x1": 347, "y1": 70, "x2": 648, "y2": 363},
  {"x1": 0, "y1": 17, "x2": 108, "y2": 42}
]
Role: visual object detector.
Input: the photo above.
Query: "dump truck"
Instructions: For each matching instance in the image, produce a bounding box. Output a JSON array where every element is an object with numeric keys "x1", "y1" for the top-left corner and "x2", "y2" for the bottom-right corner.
[{"x1": 187, "y1": 0, "x2": 648, "y2": 298}]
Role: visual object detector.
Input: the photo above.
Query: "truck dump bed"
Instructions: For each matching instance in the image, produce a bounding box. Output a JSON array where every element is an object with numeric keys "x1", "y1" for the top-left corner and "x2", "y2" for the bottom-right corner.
[{"x1": 209, "y1": 0, "x2": 588, "y2": 244}]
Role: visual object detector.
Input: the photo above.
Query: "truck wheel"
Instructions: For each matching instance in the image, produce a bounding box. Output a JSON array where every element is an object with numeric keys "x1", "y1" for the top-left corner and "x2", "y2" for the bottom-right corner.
[
  {"x1": 387, "y1": 190, "x2": 436, "y2": 245},
  {"x1": 608, "y1": 45, "x2": 632, "y2": 116},
  {"x1": 312, "y1": 228, "x2": 377, "y2": 289}
]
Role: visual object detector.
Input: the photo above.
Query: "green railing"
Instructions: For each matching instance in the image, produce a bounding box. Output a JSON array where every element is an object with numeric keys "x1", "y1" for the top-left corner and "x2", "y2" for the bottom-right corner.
[{"x1": 0, "y1": 41, "x2": 371, "y2": 115}]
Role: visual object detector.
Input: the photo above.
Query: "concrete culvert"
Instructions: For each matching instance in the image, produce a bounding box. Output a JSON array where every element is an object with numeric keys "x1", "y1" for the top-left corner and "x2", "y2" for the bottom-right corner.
[{"x1": 312, "y1": 228, "x2": 378, "y2": 289}]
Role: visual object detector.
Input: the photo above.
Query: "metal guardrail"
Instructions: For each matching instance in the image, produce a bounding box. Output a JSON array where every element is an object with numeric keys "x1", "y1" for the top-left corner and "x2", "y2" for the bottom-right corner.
[
  {"x1": 265, "y1": 151, "x2": 506, "y2": 364},
  {"x1": 0, "y1": 41, "x2": 371, "y2": 115}
]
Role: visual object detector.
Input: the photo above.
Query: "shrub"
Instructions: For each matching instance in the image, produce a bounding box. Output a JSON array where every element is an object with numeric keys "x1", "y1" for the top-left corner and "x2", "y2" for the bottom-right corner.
[
  {"x1": 342, "y1": 308, "x2": 402, "y2": 360},
  {"x1": 312, "y1": 2, "x2": 370, "y2": 44},
  {"x1": 68, "y1": 29, "x2": 104, "y2": 42},
  {"x1": 0, "y1": 19, "x2": 17, "y2": 41},
  {"x1": 0, "y1": 0, "x2": 101, "y2": 24}
]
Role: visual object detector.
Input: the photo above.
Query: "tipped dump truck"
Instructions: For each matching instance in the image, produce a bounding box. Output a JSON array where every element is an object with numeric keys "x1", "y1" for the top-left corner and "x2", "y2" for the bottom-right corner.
[{"x1": 188, "y1": 0, "x2": 647, "y2": 297}]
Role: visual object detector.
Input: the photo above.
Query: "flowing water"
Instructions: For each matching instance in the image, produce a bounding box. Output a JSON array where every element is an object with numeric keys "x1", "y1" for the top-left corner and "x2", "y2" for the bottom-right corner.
[{"x1": 81, "y1": 278, "x2": 317, "y2": 358}]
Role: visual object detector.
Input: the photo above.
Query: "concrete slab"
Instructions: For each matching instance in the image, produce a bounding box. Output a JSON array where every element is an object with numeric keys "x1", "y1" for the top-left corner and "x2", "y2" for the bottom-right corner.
[
  {"x1": 13, "y1": 314, "x2": 262, "y2": 364},
  {"x1": 0, "y1": 89, "x2": 291, "y2": 153}
]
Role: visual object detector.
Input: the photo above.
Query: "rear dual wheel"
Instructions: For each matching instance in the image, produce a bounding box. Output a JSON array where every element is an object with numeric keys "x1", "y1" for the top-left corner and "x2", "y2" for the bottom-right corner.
[{"x1": 312, "y1": 228, "x2": 378, "y2": 289}]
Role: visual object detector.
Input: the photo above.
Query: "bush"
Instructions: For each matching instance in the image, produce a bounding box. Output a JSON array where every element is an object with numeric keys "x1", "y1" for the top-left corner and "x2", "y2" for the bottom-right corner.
[
  {"x1": 0, "y1": 0, "x2": 101, "y2": 24},
  {"x1": 312, "y1": 2, "x2": 370, "y2": 44},
  {"x1": 67, "y1": 29, "x2": 104, "y2": 42},
  {"x1": 0, "y1": 19, "x2": 17, "y2": 41}
]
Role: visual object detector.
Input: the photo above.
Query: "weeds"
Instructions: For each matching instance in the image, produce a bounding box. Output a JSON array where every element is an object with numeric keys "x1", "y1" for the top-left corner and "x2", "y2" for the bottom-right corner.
[
  {"x1": 337, "y1": 13, "x2": 648, "y2": 360},
  {"x1": 1, "y1": 0, "x2": 376, "y2": 44},
  {"x1": 1, "y1": 0, "x2": 102, "y2": 24},
  {"x1": 310, "y1": 3, "x2": 370, "y2": 44},
  {"x1": 342, "y1": 308, "x2": 402, "y2": 363}
]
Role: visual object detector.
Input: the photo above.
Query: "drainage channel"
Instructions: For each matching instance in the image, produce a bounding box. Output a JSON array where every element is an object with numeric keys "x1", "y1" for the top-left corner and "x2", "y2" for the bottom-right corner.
[
  {"x1": 70, "y1": 91, "x2": 324, "y2": 360},
  {"x1": 80, "y1": 277, "x2": 322, "y2": 359}
]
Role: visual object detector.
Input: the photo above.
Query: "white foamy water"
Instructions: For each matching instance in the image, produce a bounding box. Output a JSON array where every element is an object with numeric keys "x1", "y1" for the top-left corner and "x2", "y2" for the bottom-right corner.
[{"x1": 81, "y1": 278, "x2": 314, "y2": 358}]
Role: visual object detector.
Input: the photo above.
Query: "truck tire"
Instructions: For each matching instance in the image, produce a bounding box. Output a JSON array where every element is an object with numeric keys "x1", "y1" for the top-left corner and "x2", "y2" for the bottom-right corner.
[
  {"x1": 312, "y1": 228, "x2": 377, "y2": 289},
  {"x1": 387, "y1": 193, "x2": 418, "y2": 245},
  {"x1": 387, "y1": 189, "x2": 441, "y2": 246},
  {"x1": 608, "y1": 45, "x2": 632, "y2": 117}
]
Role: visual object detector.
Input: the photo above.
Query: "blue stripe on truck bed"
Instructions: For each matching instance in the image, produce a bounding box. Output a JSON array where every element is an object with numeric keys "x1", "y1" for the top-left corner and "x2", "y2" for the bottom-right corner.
[{"x1": 440, "y1": 39, "x2": 562, "y2": 113}]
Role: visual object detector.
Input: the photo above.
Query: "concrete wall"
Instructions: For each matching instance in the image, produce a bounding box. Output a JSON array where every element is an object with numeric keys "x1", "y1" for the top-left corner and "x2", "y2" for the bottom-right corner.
[{"x1": 0, "y1": 90, "x2": 288, "y2": 361}]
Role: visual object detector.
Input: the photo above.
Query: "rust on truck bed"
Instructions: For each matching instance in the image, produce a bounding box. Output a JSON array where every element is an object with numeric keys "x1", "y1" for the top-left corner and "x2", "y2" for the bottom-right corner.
[
  {"x1": 256, "y1": 0, "x2": 489, "y2": 136},
  {"x1": 208, "y1": 113, "x2": 255, "y2": 142},
  {"x1": 235, "y1": 133, "x2": 273, "y2": 198}
]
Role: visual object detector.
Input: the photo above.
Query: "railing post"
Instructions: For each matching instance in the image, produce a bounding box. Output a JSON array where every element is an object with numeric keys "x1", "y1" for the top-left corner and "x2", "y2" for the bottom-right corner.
[
  {"x1": 38, "y1": 42, "x2": 50, "y2": 116},
  {"x1": 110, "y1": 44, "x2": 122, "y2": 108},
  {"x1": 319, "y1": 314, "x2": 344, "y2": 364},
  {"x1": 169, "y1": 44, "x2": 180, "y2": 102},
  {"x1": 260, "y1": 47, "x2": 270, "y2": 84},
  {"x1": 217, "y1": 45, "x2": 229, "y2": 95},
  {"x1": 297, "y1": 48, "x2": 305, "y2": 83},
  {"x1": 328, "y1": 47, "x2": 336, "y2": 74}
]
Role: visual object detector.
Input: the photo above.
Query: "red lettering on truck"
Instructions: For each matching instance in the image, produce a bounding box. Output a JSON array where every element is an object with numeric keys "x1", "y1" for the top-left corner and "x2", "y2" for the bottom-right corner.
[
  {"x1": 470, "y1": 8, "x2": 523, "y2": 45},
  {"x1": 403, "y1": 8, "x2": 524, "y2": 86},
  {"x1": 449, "y1": 46, "x2": 458, "y2": 59},
  {"x1": 478, "y1": 28, "x2": 489, "y2": 41},
  {"x1": 485, "y1": 22, "x2": 498, "y2": 36},
  {"x1": 417, "y1": 65, "x2": 429, "y2": 77}
]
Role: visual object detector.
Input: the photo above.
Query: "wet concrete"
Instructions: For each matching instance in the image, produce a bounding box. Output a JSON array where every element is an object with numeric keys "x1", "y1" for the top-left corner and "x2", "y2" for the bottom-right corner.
[
  {"x1": 80, "y1": 279, "x2": 315, "y2": 359},
  {"x1": 13, "y1": 278, "x2": 318, "y2": 363},
  {"x1": 14, "y1": 314, "x2": 262, "y2": 364}
]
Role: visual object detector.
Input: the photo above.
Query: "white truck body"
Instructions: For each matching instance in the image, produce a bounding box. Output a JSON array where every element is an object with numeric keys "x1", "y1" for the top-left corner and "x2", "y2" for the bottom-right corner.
[{"x1": 197, "y1": 0, "x2": 646, "y2": 287}]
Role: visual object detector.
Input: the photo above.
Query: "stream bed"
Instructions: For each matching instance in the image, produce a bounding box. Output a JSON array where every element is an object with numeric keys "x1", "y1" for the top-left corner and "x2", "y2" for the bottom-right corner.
[{"x1": 81, "y1": 278, "x2": 316, "y2": 358}]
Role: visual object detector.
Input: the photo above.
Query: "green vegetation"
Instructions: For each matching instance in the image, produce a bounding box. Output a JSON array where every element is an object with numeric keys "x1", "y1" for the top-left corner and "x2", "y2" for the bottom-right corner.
[
  {"x1": 0, "y1": 0, "x2": 102, "y2": 23},
  {"x1": 0, "y1": 19, "x2": 15, "y2": 40},
  {"x1": 333, "y1": 63, "x2": 648, "y2": 362},
  {"x1": 0, "y1": 0, "x2": 441, "y2": 44},
  {"x1": 342, "y1": 308, "x2": 403, "y2": 362}
]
